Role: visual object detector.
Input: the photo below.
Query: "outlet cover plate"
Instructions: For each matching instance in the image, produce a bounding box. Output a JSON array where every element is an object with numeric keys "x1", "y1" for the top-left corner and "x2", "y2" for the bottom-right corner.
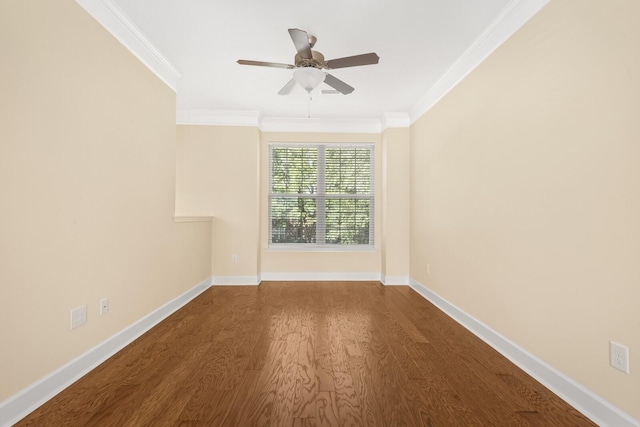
[
  {"x1": 70, "y1": 305, "x2": 87, "y2": 330},
  {"x1": 100, "y1": 298, "x2": 109, "y2": 315},
  {"x1": 610, "y1": 341, "x2": 630, "y2": 374}
]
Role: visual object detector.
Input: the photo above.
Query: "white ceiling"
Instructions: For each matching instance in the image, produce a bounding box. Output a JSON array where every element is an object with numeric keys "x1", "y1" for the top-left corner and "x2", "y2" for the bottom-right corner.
[{"x1": 79, "y1": 0, "x2": 548, "y2": 127}]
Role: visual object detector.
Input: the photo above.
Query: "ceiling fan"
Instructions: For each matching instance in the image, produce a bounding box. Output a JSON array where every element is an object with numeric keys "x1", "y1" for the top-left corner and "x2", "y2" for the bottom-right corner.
[{"x1": 237, "y1": 28, "x2": 379, "y2": 95}]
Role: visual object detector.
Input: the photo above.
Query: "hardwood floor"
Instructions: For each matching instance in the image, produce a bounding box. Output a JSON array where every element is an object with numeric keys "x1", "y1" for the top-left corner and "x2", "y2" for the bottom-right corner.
[{"x1": 17, "y1": 282, "x2": 596, "y2": 426}]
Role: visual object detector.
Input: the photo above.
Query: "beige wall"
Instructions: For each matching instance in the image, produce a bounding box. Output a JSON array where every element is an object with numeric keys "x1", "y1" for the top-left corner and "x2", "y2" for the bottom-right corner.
[
  {"x1": 381, "y1": 128, "x2": 411, "y2": 281},
  {"x1": 410, "y1": 0, "x2": 640, "y2": 418},
  {"x1": 0, "y1": 1, "x2": 211, "y2": 400},
  {"x1": 260, "y1": 132, "x2": 382, "y2": 275},
  {"x1": 176, "y1": 125, "x2": 260, "y2": 279}
]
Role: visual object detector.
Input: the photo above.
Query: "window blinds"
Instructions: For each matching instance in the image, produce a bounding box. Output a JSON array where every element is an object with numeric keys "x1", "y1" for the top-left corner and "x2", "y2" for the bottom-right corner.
[{"x1": 269, "y1": 144, "x2": 375, "y2": 247}]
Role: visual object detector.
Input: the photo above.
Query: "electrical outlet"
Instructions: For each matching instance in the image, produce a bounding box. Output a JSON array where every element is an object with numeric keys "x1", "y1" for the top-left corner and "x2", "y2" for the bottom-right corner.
[
  {"x1": 70, "y1": 305, "x2": 87, "y2": 330},
  {"x1": 100, "y1": 298, "x2": 109, "y2": 316},
  {"x1": 231, "y1": 254, "x2": 238, "y2": 264},
  {"x1": 610, "y1": 341, "x2": 630, "y2": 374}
]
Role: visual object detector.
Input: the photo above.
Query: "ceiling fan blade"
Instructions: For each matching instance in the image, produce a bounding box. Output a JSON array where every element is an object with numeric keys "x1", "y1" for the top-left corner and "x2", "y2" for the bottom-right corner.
[
  {"x1": 278, "y1": 79, "x2": 296, "y2": 95},
  {"x1": 325, "y1": 52, "x2": 379, "y2": 69},
  {"x1": 324, "y1": 73, "x2": 354, "y2": 95},
  {"x1": 237, "y1": 59, "x2": 294, "y2": 69},
  {"x1": 322, "y1": 89, "x2": 340, "y2": 95},
  {"x1": 288, "y1": 28, "x2": 312, "y2": 59}
]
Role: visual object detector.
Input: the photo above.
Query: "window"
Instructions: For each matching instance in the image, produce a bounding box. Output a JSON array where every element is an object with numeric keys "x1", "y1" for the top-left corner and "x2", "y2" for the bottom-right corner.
[{"x1": 269, "y1": 143, "x2": 375, "y2": 249}]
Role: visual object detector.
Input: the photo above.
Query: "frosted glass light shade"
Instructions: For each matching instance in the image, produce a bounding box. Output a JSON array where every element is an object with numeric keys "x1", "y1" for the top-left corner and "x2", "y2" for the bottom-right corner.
[{"x1": 293, "y1": 67, "x2": 326, "y2": 92}]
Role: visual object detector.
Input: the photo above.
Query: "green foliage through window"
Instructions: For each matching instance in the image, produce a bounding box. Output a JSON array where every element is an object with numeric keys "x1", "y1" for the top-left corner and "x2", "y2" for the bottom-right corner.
[{"x1": 269, "y1": 144, "x2": 374, "y2": 247}]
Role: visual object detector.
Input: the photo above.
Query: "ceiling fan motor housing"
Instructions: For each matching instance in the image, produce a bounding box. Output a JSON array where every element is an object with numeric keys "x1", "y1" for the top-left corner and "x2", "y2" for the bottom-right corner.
[{"x1": 295, "y1": 50, "x2": 326, "y2": 69}]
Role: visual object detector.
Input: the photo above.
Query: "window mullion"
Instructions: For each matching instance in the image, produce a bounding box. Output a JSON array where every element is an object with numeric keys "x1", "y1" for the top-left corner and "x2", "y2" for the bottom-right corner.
[{"x1": 317, "y1": 146, "x2": 326, "y2": 245}]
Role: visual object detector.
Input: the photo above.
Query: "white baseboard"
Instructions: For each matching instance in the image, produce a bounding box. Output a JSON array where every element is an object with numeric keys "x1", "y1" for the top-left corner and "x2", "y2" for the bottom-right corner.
[
  {"x1": 380, "y1": 274, "x2": 410, "y2": 286},
  {"x1": 259, "y1": 272, "x2": 381, "y2": 282},
  {"x1": 409, "y1": 279, "x2": 640, "y2": 427},
  {"x1": 0, "y1": 277, "x2": 213, "y2": 427},
  {"x1": 211, "y1": 275, "x2": 260, "y2": 286}
]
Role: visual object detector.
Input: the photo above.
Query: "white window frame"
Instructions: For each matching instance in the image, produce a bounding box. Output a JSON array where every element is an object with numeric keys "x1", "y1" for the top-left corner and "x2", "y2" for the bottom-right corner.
[{"x1": 268, "y1": 143, "x2": 375, "y2": 251}]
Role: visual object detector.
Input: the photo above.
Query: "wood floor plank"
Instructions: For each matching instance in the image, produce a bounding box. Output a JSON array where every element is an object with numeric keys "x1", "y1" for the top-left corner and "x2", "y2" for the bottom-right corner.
[
  {"x1": 368, "y1": 338, "x2": 418, "y2": 426},
  {"x1": 214, "y1": 369, "x2": 263, "y2": 426},
  {"x1": 246, "y1": 306, "x2": 283, "y2": 370},
  {"x1": 314, "y1": 391, "x2": 340, "y2": 427},
  {"x1": 229, "y1": 338, "x2": 288, "y2": 425},
  {"x1": 346, "y1": 347, "x2": 383, "y2": 426},
  {"x1": 271, "y1": 332, "x2": 301, "y2": 426},
  {"x1": 418, "y1": 339, "x2": 537, "y2": 425},
  {"x1": 332, "y1": 371, "x2": 363, "y2": 426},
  {"x1": 294, "y1": 311, "x2": 317, "y2": 418},
  {"x1": 314, "y1": 312, "x2": 336, "y2": 393},
  {"x1": 327, "y1": 309, "x2": 350, "y2": 373},
  {"x1": 498, "y1": 373, "x2": 598, "y2": 426},
  {"x1": 370, "y1": 313, "x2": 425, "y2": 381},
  {"x1": 120, "y1": 343, "x2": 213, "y2": 427},
  {"x1": 16, "y1": 283, "x2": 597, "y2": 427}
]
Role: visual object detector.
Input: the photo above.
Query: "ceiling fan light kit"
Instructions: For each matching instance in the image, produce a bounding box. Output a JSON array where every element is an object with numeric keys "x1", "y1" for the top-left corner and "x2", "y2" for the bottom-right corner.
[
  {"x1": 237, "y1": 28, "x2": 379, "y2": 96},
  {"x1": 293, "y1": 67, "x2": 326, "y2": 92}
]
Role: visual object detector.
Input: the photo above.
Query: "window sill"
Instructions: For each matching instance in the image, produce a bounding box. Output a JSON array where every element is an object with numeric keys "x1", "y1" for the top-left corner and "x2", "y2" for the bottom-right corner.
[
  {"x1": 172, "y1": 216, "x2": 214, "y2": 223},
  {"x1": 267, "y1": 244, "x2": 376, "y2": 253}
]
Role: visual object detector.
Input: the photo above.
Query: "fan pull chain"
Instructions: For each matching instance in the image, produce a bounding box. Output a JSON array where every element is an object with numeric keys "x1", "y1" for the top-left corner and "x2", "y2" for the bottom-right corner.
[{"x1": 308, "y1": 90, "x2": 312, "y2": 118}]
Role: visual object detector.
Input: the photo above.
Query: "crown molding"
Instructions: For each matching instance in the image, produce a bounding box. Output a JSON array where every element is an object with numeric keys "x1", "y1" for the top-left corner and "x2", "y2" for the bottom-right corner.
[
  {"x1": 381, "y1": 112, "x2": 410, "y2": 130},
  {"x1": 176, "y1": 110, "x2": 263, "y2": 127},
  {"x1": 260, "y1": 117, "x2": 382, "y2": 134},
  {"x1": 409, "y1": 0, "x2": 549, "y2": 123},
  {"x1": 75, "y1": 0, "x2": 181, "y2": 91},
  {"x1": 176, "y1": 112, "x2": 412, "y2": 133}
]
